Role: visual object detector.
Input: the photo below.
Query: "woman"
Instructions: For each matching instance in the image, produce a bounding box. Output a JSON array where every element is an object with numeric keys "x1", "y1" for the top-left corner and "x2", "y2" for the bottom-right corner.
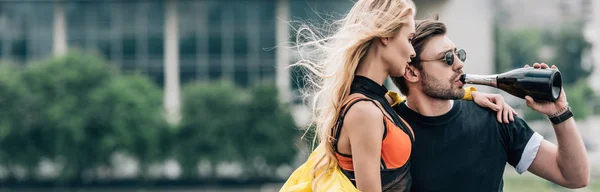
[{"x1": 282, "y1": 0, "x2": 515, "y2": 191}]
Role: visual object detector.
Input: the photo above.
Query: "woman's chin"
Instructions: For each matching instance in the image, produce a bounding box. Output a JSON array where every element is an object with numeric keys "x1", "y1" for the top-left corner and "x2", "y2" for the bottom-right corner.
[{"x1": 390, "y1": 71, "x2": 405, "y2": 77}]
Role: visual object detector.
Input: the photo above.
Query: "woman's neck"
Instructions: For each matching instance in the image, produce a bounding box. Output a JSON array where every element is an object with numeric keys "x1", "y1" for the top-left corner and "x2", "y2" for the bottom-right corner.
[{"x1": 355, "y1": 50, "x2": 388, "y2": 86}]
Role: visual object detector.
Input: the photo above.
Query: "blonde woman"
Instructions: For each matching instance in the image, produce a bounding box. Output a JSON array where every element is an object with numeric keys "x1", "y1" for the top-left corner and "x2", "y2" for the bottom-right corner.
[{"x1": 282, "y1": 0, "x2": 515, "y2": 191}]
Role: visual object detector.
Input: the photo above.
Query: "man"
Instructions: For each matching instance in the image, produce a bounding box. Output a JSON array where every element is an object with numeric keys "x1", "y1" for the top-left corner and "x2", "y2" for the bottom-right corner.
[{"x1": 390, "y1": 19, "x2": 589, "y2": 191}]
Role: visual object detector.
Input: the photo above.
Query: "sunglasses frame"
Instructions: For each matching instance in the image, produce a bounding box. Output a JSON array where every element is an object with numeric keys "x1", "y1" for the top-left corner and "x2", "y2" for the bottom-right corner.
[{"x1": 420, "y1": 49, "x2": 467, "y2": 66}]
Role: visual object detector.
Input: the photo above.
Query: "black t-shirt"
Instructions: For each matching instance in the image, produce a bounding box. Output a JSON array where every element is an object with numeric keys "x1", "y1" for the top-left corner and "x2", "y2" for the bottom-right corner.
[{"x1": 395, "y1": 100, "x2": 543, "y2": 192}]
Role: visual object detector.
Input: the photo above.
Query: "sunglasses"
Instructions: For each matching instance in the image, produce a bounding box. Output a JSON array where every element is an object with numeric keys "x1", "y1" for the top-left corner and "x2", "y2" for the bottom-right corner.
[{"x1": 420, "y1": 49, "x2": 467, "y2": 66}]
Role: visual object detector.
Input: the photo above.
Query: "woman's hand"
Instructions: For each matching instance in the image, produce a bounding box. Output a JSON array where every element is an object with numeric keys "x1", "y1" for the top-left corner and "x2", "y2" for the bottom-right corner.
[{"x1": 472, "y1": 91, "x2": 518, "y2": 123}]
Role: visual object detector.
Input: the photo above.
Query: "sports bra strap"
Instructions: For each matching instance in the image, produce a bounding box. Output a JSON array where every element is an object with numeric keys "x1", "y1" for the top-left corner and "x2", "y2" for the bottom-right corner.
[{"x1": 332, "y1": 97, "x2": 386, "y2": 153}]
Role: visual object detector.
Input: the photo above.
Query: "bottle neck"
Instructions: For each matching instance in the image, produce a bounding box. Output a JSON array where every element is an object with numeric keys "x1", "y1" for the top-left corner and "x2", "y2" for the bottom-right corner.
[{"x1": 463, "y1": 74, "x2": 498, "y2": 87}]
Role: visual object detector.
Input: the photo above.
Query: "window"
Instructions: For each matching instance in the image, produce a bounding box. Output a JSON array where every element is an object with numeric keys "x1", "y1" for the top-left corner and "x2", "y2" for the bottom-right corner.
[
  {"x1": 233, "y1": 36, "x2": 248, "y2": 57},
  {"x1": 11, "y1": 38, "x2": 27, "y2": 64},
  {"x1": 179, "y1": 35, "x2": 197, "y2": 58},
  {"x1": 208, "y1": 36, "x2": 222, "y2": 56},
  {"x1": 180, "y1": 58, "x2": 197, "y2": 85},
  {"x1": 260, "y1": 59, "x2": 276, "y2": 82},
  {"x1": 148, "y1": 35, "x2": 164, "y2": 59},
  {"x1": 122, "y1": 36, "x2": 136, "y2": 60},
  {"x1": 234, "y1": 58, "x2": 249, "y2": 87},
  {"x1": 208, "y1": 58, "x2": 221, "y2": 80},
  {"x1": 97, "y1": 40, "x2": 112, "y2": 60}
]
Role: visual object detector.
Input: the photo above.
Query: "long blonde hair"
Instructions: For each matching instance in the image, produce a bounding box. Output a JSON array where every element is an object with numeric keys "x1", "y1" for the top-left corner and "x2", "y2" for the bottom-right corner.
[{"x1": 291, "y1": 0, "x2": 416, "y2": 189}]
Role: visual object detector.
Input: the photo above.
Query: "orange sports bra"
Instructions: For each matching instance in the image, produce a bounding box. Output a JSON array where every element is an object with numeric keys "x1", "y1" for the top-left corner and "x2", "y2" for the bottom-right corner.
[{"x1": 332, "y1": 95, "x2": 415, "y2": 191}]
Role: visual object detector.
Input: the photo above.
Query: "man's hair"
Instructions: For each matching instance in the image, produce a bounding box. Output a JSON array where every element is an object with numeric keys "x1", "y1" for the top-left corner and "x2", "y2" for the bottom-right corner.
[{"x1": 391, "y1": 16, "x2": 447, "y2": 96}]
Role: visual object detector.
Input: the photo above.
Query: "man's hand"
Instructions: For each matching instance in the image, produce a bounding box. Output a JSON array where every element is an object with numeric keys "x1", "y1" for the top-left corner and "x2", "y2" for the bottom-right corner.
[
  {"x1": 472, "y1": 91, "x2": 518, "y2": 123},
  {"x1": 523, "y1": 63, "x2": 569, "y2": 116},
  {"x1": 524, "y1": 63, "x2": 589, "y2": 189}
]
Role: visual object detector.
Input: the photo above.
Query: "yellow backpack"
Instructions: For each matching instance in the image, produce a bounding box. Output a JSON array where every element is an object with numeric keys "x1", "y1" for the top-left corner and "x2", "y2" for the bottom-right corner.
[{"x1": 279, "y1": 145, "x2": 360, "y2": 192}]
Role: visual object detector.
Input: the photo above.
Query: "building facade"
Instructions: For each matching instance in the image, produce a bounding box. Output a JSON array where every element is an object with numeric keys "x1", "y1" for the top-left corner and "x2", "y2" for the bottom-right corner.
[{"x1": 0, "y1": 0, "x2": 496, "y2": 125}]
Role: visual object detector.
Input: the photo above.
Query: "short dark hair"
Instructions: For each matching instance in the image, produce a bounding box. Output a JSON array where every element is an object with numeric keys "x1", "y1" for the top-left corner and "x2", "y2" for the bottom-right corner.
[{"x1": 391, "y1": 17, "x2": 447, "y2": 96}]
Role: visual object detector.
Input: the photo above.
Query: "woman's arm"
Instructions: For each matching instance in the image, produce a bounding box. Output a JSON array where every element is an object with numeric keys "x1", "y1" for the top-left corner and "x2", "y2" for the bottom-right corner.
[
  {"x1": 387, "y1": 86, "x2": 517, "y2": 123},
  {"x1": 342, "y1": 101, "x2": 386, "y2": 192}
]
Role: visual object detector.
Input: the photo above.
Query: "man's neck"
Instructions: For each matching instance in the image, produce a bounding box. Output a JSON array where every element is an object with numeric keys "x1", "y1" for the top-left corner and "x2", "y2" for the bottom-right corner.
[{"x1": 406, "y1": 91, "x2": 454, "y2": 117}]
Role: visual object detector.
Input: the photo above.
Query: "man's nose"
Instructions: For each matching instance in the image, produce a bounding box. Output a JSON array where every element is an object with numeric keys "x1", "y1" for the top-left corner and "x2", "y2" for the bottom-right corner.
[{"x1": 453, "y1": 54, "x2": 464, "y2": 71}]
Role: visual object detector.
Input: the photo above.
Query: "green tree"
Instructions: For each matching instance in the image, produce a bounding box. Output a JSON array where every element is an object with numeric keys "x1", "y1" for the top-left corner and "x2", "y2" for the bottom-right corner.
[
  {"x1": 19, "y1": 51, "x2": 117, "y2": 182},
  {"x1": 494, "y1": 27, "x2": 543, "y2": 73},
  {"x1": 549, "y1": 22, "x2": 593, "y2": 85},
  {"x1": 546, "y1": 22, "x2": 596, "y2": 120},
  {"x1": 241, "y1": 85, "x2": 298, "y2": 177},
  {"x1": 89, "y1": 73, "x2": 170, "y2": 180},
  {"x1": 13, "y1": 51, "x2": 171, "y2": 183},
  {"x1": 176, "y1": 81, "x2": 248, "y2": 179},
  {"x1": 176, "y1": 82, "x2": 299, "y2": 179},
  {"x1": 495, "y1": 23, "x2": 596, "y2": 121},
  {"x1": 0, "y1": 63, "x2": 39, "y2": 180}
]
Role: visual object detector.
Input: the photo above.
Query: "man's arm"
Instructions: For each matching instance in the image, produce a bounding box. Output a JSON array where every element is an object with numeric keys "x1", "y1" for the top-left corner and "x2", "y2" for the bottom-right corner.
[
  {"x1": 523, "y1": 63, "x2": 589, "y2": 188},
  {"x1": 527, "y1": 116, "x2": 589, "y2": 188}
]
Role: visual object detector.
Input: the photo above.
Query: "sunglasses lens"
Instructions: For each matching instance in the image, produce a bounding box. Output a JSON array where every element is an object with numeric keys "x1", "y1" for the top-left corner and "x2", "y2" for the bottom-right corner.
[
  {"x1": 458, "y1": 49, "x2": 466, "y2": 62},
  {"x1": 445, "y1": 52, "x2": 454, "y2": 66}
]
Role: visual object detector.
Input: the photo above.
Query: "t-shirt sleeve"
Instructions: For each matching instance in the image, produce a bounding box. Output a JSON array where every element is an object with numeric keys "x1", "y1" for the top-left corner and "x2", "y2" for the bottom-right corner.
[{"x1": 498, "y1": 117, "x2": 544, "y2": 174}]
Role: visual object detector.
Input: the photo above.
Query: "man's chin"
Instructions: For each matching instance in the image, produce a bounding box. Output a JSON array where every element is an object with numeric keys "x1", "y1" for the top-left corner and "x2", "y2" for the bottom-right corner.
[
  {"x1": 449, "y1": 88, "x2": 466, "y2": 100},
  {"x1": 458, "y1": 90, "x2": 466, "y2": 99},
  {"x1": 423, "y1": 89, "x2": 465, "y2": 100}
]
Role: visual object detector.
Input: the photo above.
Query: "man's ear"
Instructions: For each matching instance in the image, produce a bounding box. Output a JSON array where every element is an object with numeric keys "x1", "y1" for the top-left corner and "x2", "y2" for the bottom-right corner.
[{"x1": 403, "y1": 66, "x2": 420, "y2": 83}]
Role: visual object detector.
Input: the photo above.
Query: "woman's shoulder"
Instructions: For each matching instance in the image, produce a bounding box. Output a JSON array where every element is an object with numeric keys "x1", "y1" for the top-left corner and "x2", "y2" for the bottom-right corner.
[
  {"x1": 342, "y1": 97, "x2": 385, "y2": 133},
  {"x1": 342, "y1": 94, "x2": 382, "y2": 118},
  {"x1": 344, "y1": 100, "x2": 383, "y2": 120}
]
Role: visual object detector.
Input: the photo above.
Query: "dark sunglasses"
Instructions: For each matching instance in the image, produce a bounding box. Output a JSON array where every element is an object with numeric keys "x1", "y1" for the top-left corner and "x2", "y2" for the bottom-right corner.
[{"x1": 420, "y1": 49, "x2": 467, "y2": 66}]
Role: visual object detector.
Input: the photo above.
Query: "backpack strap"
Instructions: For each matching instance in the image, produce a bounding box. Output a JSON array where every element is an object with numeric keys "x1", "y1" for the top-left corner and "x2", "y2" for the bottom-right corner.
[
  {"x1": 349, "y1": 76, "x2": 415, "y2": 142},
  {"x1": 332, "y1": 96, "x2": 393, "y2": 169},
  {"x1": 352, "y1": 89, "x2": 414, "y2": 143}
]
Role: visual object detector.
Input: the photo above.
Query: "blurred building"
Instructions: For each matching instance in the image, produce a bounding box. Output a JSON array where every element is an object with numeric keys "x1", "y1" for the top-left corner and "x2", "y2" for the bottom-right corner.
[
  {"x1": 0, "y1": 0, "x2": 283, "y2": 124},
  {"x1": 0, "y1": 0, "x2": 286, "y2": 85},
  {"x1": 495, "y1": 0, "x2": 590, "y2": 29},
  {"x1": 0, "y1": 0, "x2": 497, "y2": 126}
]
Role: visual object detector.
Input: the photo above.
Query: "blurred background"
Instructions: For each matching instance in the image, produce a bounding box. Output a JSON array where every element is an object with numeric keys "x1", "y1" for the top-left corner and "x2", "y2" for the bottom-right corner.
[{"x1": 0, "y1": 0, "x2": 597, "y2": 191}]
